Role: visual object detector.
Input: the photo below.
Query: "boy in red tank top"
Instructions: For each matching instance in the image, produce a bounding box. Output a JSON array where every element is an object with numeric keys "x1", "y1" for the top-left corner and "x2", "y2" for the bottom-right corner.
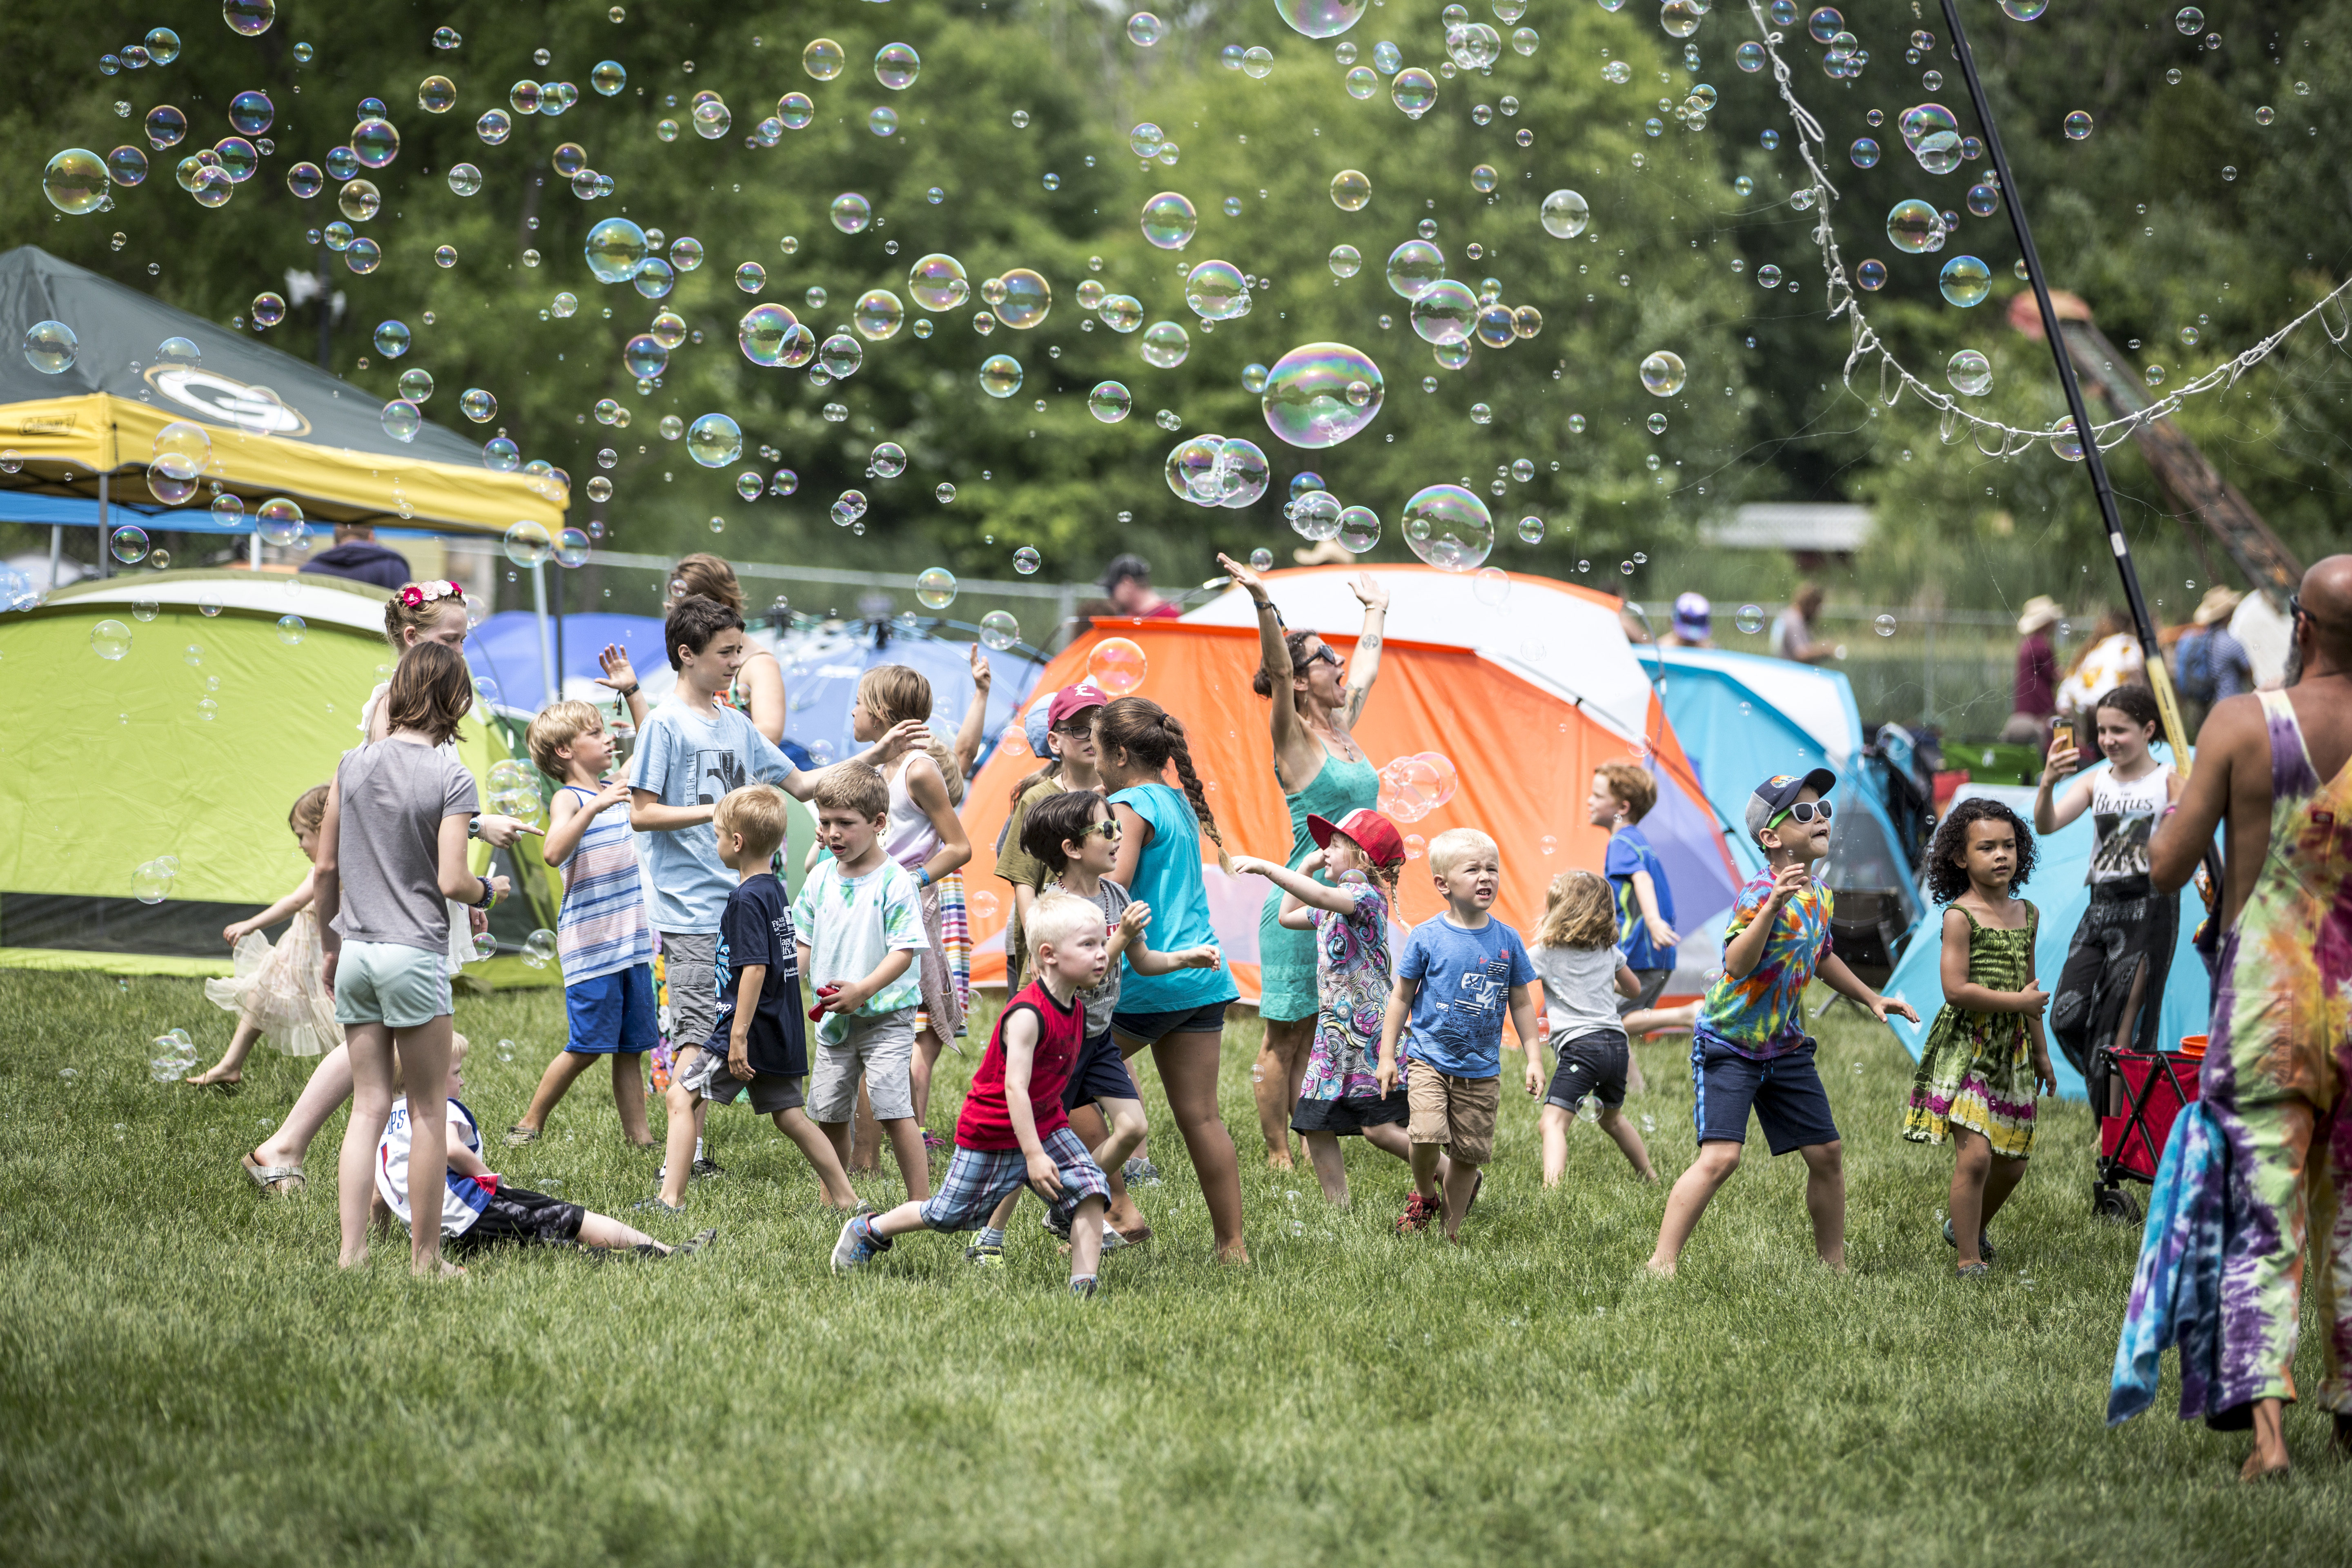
[{"x1": 831, "y1": 893, "x2": 1117, "y2": 1294}]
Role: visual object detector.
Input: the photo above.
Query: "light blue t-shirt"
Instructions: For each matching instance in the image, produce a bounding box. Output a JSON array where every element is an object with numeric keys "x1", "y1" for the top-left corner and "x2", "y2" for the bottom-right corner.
[
  {"x1": 1105, "y1": 782, "x2": 1237, "y2": 1015},
  {"x1": 1396, "y1": 913, "x2": 1537, "y2": 1079},
  {"x1": 632, "y1": 700, "x2": 793, "y2": 934}
]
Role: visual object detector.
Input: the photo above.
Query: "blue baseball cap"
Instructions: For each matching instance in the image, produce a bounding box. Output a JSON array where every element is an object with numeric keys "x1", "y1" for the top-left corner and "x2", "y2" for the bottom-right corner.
[{"x1": 1744, "y1": 767, "x2": 1838, "y2": 844}]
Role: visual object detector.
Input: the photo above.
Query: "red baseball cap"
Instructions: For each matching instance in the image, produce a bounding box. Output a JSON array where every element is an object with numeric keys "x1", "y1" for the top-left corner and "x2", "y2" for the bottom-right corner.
[
  {"x1": 1308, "y1": 807, "x2": 1405, "y2": 869},
  {"x1": 1046, "y1": 683, "x2": 1109, "y2": 731}
]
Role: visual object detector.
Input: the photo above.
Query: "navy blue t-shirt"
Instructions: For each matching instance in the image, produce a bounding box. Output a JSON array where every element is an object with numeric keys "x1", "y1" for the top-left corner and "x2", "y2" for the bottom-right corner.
[{"x1": 709, "y1": 874, "x2": 807, "y2": 1078}]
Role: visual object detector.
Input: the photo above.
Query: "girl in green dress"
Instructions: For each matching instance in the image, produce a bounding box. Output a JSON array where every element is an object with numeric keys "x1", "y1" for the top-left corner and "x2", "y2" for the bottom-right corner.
[
  {"x1": 1904, "y1": 798, "x2": 2058, "y2": 1276},
  {"x1": 1216, "y1": 552, "x2": 1390, "y2": 1171}
]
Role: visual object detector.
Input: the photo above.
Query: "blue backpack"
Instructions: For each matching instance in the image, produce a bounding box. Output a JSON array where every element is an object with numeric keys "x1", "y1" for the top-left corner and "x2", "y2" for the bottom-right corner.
[{"x1": 2175, "y1": 629, "x2": 2218, "y2": 704}]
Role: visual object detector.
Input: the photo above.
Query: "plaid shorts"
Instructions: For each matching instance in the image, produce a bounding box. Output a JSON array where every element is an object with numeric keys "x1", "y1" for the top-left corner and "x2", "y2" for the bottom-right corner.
[{"x1": 919, "y1": 1127, "x2": 1110, "y2": 1233}]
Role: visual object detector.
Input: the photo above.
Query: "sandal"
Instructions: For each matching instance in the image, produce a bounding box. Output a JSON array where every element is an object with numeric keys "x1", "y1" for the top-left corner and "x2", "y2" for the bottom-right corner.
[
  {"x1": 241, "y1": 1152, "x2": 304, "y2": 1196},
  {"x1": 1957, "y1": 1261, "x2": 1991, "y2": 1279},
  {"x1": 1942, "y1": 1217, "x2": 1995, "y2": 1264},
  {"x1": 503, "y1": 1125, "x2": 541, "y2": 1148}
]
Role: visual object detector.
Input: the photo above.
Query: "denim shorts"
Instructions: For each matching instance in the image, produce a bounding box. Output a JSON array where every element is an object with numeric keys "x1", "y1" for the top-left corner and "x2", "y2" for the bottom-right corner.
[
  {"x1": 333, "y1": 940, "x2": 453, "y2": 1029},
  {"x1": 1692, "y1": 1035, "x2": 1840, "y2": 1155},
  {"x1": 564, "y1": 963, "x2": 657, "y2": 1055}
]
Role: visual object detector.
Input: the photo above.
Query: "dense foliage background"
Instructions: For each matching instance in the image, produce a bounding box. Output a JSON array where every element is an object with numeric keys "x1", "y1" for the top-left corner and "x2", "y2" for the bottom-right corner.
[{"x1": 3, "y1": 0, "x2": 2347, "y2": 626}]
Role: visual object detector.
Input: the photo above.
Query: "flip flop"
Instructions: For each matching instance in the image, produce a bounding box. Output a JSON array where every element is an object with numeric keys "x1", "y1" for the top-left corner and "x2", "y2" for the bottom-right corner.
[
  {"x1": 1114, "y1": 1223, "x2": 1154, "y2": 1246},
  {"x1": 672, "y1": 1227, "x2": 718, "y2": 1259},
  {"x1": 241, "y1": 1152, "x2": 304, "y2": 1196},
  {"x1": 503, "y1": 1125, "x2": 541, "y2": 1147}
]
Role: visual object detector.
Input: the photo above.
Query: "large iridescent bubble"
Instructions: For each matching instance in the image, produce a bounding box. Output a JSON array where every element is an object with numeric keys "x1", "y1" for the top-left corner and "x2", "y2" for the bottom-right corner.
[
  {"x1": 583, "y1": 217, "x2": 648, "y2": 283},
  {"x1": 1141, "y1": 191, "x2": 1198, "y2": 250},
  {"x1": 1409, "y1": 280, "x2": 1478, "y2": 345},
  {"x1": 1275, "y1": 0, "x2": 1366, "y2": 38},
  {"x1": 738, "y1": 303, "x2": 801, "y2": 365},
  {"x1": 1261, "y1": 342, "x2": 1384, "y2": 449},
  {"x1": 907, "y1": 253, "x2": 969, "y2": 310},
  {"x1": 1401, "y1": 484, "x2": 1494, "y2": 572}
]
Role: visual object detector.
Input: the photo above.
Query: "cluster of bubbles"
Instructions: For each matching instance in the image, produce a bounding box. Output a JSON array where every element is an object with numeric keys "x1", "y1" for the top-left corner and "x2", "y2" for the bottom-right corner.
[
  {"x1": 1164, "y1": 434, "x2": 1272, "y2": 510},
  {"x1": 1376, "y1": 751, "x2": 1459, "y2": 824},
  {"x1": 487, "y1": 758, "x2": 546, "y2": 821}
]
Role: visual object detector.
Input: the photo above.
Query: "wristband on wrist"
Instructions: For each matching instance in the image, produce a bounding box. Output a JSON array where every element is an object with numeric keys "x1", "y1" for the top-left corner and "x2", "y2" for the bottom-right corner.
[
  {"x1": 916, "y1": 866, "x2": 933, "y2": 888},
  {"x1": 614, "y1": 682, "x2": 639, "y2": 697},
  {"x1": 475, "y1": 876, "x2": 496, "y2": 908}
]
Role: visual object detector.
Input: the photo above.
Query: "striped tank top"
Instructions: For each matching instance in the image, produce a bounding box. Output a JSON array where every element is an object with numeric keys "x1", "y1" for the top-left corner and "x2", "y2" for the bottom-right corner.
[{"x1": 556, "y1": 784, "x2": 653, "y2": 984}]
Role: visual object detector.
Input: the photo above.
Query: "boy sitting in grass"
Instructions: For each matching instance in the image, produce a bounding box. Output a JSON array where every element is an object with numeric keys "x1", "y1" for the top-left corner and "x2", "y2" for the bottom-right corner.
[
  {"x1": 1646, "y1": 770, "x2": 1918, "y2": 1278},
  {"x1": 658, "y1": 784, "x2": 859, "y2": 1214},
  {"x1": 374, "y1": 1035, "x2": 713, "y2": 1266},
  {"x1": 832, "y1": 893, "x2": 1116, "y2": 1295},
  {"x1": 1377, "y1": 827, "x2": 1541, "y2": 1243}
]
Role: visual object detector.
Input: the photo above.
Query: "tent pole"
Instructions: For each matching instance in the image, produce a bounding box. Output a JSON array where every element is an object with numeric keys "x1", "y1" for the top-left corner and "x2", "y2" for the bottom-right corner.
[
  {"x1": 48, "y1": 525, "x2": 62, "y2": 590},
  {"x1": 96, "y1": 470, "x2": 109, "y2": 579},
  {"x1": 552, "y1": 560, "x2": 566, "y2": 706},
  {"x1": 1940, "y1": 0, "x2": 2193, "y2": 773},
  {"x1": 249, "y1": 526, "x2": 261, "y2": 571},
  {"x1": 531, "y1": 560, "x2": 555, "y2": 711}
]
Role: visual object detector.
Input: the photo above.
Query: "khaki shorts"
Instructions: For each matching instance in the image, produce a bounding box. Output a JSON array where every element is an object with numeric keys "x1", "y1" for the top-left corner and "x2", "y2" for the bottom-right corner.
[{"x1": 1406, "y1": 1066, "x2": 1500, "y2": 1166}]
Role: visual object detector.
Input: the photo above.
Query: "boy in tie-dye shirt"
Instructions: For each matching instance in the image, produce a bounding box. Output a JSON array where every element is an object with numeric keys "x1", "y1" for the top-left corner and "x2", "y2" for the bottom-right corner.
[{"x1": 1647, "y1": 769, "x2": 1918, "y2": 1276}]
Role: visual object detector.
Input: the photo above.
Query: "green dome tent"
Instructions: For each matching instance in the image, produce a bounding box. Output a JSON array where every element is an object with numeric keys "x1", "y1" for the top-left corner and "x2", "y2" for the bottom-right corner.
[{"x1": 0, "y1": 570, "x2": 549, "y2": 977}]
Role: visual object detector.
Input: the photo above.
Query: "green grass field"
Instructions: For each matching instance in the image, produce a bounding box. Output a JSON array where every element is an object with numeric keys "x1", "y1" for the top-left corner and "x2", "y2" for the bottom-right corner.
[{"x1": 2, "y1": 969, "x2": 2346, "y2": 1566}]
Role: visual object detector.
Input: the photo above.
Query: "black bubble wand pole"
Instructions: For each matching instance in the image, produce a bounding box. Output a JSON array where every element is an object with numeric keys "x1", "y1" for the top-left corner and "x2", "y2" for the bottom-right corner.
[{"x1": 1937, "y1": 0, "x2": 2194, "y2": 768}]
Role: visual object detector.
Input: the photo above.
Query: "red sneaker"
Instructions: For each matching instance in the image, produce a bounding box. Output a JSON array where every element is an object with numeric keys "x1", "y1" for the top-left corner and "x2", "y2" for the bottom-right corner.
[{"x1": 1396, "y1": 1189, "x2": 1437, "y2": 1234}]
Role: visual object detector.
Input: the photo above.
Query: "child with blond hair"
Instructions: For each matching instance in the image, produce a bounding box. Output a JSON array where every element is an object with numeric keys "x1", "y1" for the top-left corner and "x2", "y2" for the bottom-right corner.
[
  {"x1": 504, "y1": 699, "x2": 657, "y2": 1148},
  {"x1": 1529, "y1": 870, "x2": 1657, "y2": 1187}
]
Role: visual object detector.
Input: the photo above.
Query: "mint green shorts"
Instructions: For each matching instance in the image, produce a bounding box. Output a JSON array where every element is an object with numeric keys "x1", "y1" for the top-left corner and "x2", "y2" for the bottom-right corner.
[{"x1": 333, "y1": 940, "x2": 454, "y2": 1029}]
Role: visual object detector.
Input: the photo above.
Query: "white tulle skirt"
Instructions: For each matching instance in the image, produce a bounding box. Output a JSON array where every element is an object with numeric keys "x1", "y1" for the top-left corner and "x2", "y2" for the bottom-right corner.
[{"x1": 203, "y1": 909, "x2": 344, "y2": 1058}]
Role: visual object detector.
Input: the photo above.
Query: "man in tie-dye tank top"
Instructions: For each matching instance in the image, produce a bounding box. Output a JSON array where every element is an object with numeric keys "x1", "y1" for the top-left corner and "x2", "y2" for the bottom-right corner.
[{"x1": 2151, "y1": 555, "x2": 2352, "y2": 1479}]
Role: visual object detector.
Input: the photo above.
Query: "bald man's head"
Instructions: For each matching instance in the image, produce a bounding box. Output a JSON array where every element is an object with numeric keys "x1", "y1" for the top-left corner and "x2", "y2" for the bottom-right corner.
[{"x1": 2298, "y1": 555, "x2": 2352, "y2": 674}]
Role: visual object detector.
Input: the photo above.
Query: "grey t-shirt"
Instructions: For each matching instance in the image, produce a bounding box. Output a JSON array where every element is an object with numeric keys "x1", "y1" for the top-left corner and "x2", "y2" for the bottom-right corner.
[
  {"x1": 1530, "y1": 941, "x2": 1629, "y2": 1043},
  {"x1": 1056, "y1": 875, "x2": 1131, "y2": 1036},
  {"x1": 332, "y1": 738, "x2": 481, "y2": 951}
]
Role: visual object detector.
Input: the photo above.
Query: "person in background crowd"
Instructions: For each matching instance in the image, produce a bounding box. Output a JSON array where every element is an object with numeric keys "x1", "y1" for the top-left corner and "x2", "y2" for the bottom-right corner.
[
  {"x1": 1771, "y1": 584, "x2": 1838, "y2": 665},
  {"x1": 1660, "y1": 592, "x2": 1716, "y2": 649},
  {"x1": 2055, "y1": 609, "x2": 2144, "y2": 722},
  {"x1": 299, "y1": 523, "x2": 410, "y2": 591},
  {"x1": 2171, "y1": 585, "x2": 2251, "y2": 737},
  {"x1": 1100, "y1": 554, "x2": 1183, "y2": 620},
  {"x1": 2002, "y1": 595, "x2": 2063, "y2": 745}
]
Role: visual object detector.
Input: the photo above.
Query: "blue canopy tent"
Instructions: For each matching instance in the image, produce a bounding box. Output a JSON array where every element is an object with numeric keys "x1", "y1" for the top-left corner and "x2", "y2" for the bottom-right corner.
[
  {"x1": 1879, "y1": 777, "x2": 2209, "y2": 1102},
  {"x1": 1646, "y1": 646, "x2": 1922, "y2": 983}
]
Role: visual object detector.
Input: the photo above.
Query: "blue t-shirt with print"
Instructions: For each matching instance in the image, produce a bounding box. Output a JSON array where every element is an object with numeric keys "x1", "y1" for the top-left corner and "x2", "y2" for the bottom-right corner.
[
  {"x1": 1605, "y1": 825, "x2": 1677, "y2": 970},
  {"x1": 1396, "y1": 913, "x2": 1537, "y2": 1079},
  {"x1": 632, "y1": 700, "x2": 795, "y2": 934}
]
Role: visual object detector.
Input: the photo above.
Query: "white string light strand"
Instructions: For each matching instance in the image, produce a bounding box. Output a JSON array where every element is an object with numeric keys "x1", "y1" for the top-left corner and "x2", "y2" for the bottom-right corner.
[{"x1": 1737, "y1": 0, "x2": 2352, "y2": 457}]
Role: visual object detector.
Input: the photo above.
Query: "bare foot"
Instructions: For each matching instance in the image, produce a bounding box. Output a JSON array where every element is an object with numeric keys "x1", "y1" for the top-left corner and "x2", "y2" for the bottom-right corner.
[
  {"x1": 339, "y1": 1249, "x2": 368, "y2": 1270},
  {"x1": 1215, "y1": 1241, "x2": 1252, "y2": 1265},
  {"x1": 1644, "y1": 1257, "x2": 1677, "y2": 1279},
  {"x1": 414, "y1": 1258, "x2": 468, "y2": 1280},
  {"x1": 1265, "y1": 1150, "x2": 1294, "y2": 1172},
  {"x1": 186, "y1": 1065, "x2": 241, "y2": 1087},
  {"x1": 2240, "y1": 1449, "x2": 2292, "y2": 1482}
]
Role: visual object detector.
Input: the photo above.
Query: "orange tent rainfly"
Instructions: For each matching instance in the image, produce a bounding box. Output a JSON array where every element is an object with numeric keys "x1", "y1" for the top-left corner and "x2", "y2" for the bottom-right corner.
[{"x1": 958, "y1": 565, "x2": 1743, "y2": 1003}]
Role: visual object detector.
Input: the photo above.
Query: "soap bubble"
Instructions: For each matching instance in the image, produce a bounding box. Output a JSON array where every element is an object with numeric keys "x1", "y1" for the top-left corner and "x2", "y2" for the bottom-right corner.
[
  {"x1": 979, "y1": 354, "x2": 1024, "y2": 397},
  {"x1": 222, "y1": 0, "x2": 276, "y2": 39},
  {"x1": 1539, "y1": 189, "x2": 1590, "y2": 238},
  {"x1": 855, "y1": 289, "x2": 906, "y2": 341},
  {"x1": 2001, "y1": 0, "x2": 2047, "y2": 14},
  {"x1": 256, "y1": 497, "x2": 305, "y2": 546},
  {"x1": 623, "y1": 334, "x2": 668, "y2": 379},
  {"x1": 555, "y1": 528, "x2": 590, "y2": 568},
  {"x1": 2048, "y1": 417, "x2": 2084, "y2": 463},
  {"x1": 2062, "y1": 109, "x2": 2093, "y2": 140},
  {"x1": 503, "y1": 522, "x2": 553, "y2": 567},
  {"x1": 829, "y1": 192, "x2": 872, "y2": 233},
  {"x1": 1261, "y1": 342, "x2": 1384, "y2": 448},
  {"x1": 1639, "y1": 350, "x2": 1688, "y2": 396},
  {"x1": 1874, "y1": 613, "x2": 1899, "y2": 637},
  {"x1": 1410, "y1": 280, "x2": 1477, "y2": 345},
  {"x1": 131, "y1": 858, "x2": 174, "y2": 904},
  {"x1": 1013, "y1": 545, "x2": 1041, "y2": 572},
  {"x1": 910, "y1": 568, "x2": 959, "y2": 610},
  {"x1": 379, "y1": 399, "x2": 421, "y2": 442},
  {"x1": 1391, "y1": 67, "x2": 1437, "y2": 118},
  {"x1": 274, "y1": 614, "x2": 305, "y2": 646},
  {"x1": 1089, "y1": 381, "x2": 1133, "y2": 422},
  {"x1": 1141, "y1": 191, "x2": 1198, "y2": 249},
  {"x1": 1337, "y1": 505, "x2": 1381, "y2": 552},
  {"x1": 686, "y1": 413, "x2": 743, "y2": 468},
  {"x1": 1329, "y1": 244, "x2": 1361, "y2": 278},
  {"x1": 738, "y1": 303, "x2": 800, "y2": 365},
  {"x1": 875, "y1": 42, "x2": 921, "y2": 89},
  {"x1": 1276, "y1": 0, "x2": 1368, "y2": 39},
  {"x1": 1947, "y1": 349, "x2": 1993, "y2": 396},
  {"x1": 1098, "y1": 294, "x2": 1144, "y2": 332},
  {"x1": 461, "y1": 388, "x2": 497, "y2": 422},
  {"x1": 1377, "y1": 755, "x2": 1441, "y2": 822},
  {"x1": 23, "y1": 320, "x2": 78, "y2": 375},
  {"x1": 1938, "y1": 254, "x2": 1991, "y2": 308},
  {"x1": 908, "y1": 253, "x2": 969, "y2": 310},
  {"x1": 1857, "y1": 259, "x2": 1887, "y2": 290},
  {"x1": 804, "y1": 37, "x2": 847, "y2": 79},
  {"x1": 42, "y1": 149, "x2": 109, "y2": 215},
  {"x1": 1886, "y1": 199, "x2": 1945, "y2": 254},
  {"x1": 522, "y1": 929, "x2": 558, "y2": 968},
  {"x1": 1087, "y1": 637, "x2": 1149, "y2": 694},
  {"x1": 996, "y1": 270, "x2": 1051, "y2": 329},
  {"x1": 1185, "y1": 260, "x2": 1250, "y2": 321},
  {"x1": 869, "y1": 443, "x2": 908, "y2": 479},
  {"x1": 1735, "y1": 603, "x2": 1766, "y2": 634},
  {"x1": 592, "y1": 60, "x2": 627, "y2": 96},
  {"x1": 1329, "y1": 169, "x2": 1371, "y2": 210},
  {"x1": 1140, "y1": 321, "x2": 1191, "y2": 369},
  {"x1": 979, "y1": 610, "x2": 1021, "y2": 651},
  {"x1": 110, "y1": 525, "x2": 150, "y2": 564},
  {"x1": 583, "y1": 217, "x2": 648, "y2": 283},
  {"x1": 108, "y1": 146, "x2": 150, "y2": 187},
  {"x1": 1400, "y1": 484, "x2": 1494, "y2": 572},
  {"x1": 1385, "y1": 240, "x2": 1444, "y2": 299},
  {"x1": 1128, "y1": 12, "x2": 1165, "y2": 45}
]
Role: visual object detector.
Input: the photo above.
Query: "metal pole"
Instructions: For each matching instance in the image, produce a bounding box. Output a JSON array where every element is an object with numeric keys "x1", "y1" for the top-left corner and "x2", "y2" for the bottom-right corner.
[
  {"x1": 96, "y1": 470, "x2": 110, "y2": 579},
  {"x1": 249, "y1": 526, "x2": 262, "y2": 571},
  {"x1": 552, "y1": 560, "x2": 566, "y2": 704},
  {"x1": 530, "y1": 560, "x2": 555, "y2": 712},
  {"x1": 1939, "y1": 0, "x2": 2194, "y2": 770},
  {"x1": 48, "y1": 524, "x2": 62, "y2": 589}
]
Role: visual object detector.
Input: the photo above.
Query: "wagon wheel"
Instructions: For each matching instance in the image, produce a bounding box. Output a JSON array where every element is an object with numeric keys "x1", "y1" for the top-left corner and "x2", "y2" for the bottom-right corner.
[{"x1": 2092, "y1": 1183, "x2": 2143, "y2": 1225}]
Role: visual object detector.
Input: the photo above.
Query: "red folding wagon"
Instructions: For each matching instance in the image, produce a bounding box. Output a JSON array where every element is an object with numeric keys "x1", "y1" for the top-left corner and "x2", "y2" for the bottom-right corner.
[{"x1": 2090, "y1": 1036, "x2": 2205, "y2": 1223}]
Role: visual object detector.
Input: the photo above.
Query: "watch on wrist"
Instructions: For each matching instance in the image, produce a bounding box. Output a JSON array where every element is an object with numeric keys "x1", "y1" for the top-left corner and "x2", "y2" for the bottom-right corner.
[{"x1": 467, "y1": 815, "x2": 482, "y2": 840}]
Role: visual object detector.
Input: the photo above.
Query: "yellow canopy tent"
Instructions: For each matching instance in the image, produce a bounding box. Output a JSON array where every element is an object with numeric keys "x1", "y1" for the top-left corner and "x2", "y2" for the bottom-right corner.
[{"x1": 0, "y1": 245, "x2": 562, "y2": 535}]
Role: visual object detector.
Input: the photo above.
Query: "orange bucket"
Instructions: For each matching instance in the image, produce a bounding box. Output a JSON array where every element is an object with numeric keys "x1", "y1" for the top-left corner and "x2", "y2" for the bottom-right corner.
[{"x1": 2177, "y1": 1034, "x2": 2209, "y2": 1060}]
